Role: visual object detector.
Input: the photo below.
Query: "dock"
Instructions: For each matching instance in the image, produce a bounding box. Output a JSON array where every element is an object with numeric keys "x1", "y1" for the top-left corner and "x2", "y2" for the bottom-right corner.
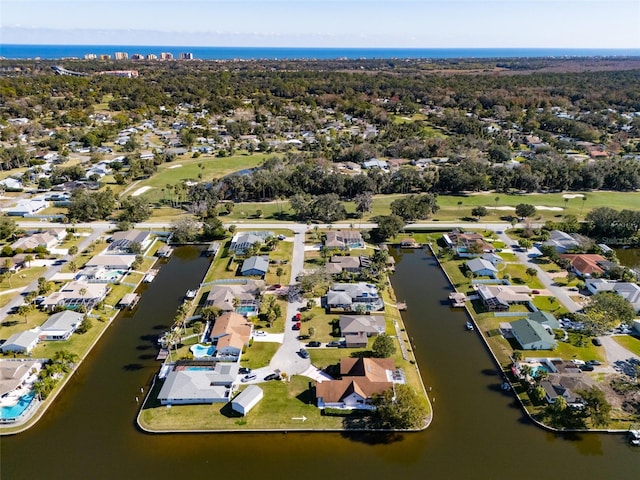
[
  {"x1": 449, "y1": 292, "x2": 467, "y2": 308},
  {"x1": 143, "y1": 269, "x2": 158, "y2": 283},
  {"x1": 156, "y1": 348, "x2": 169, "y2": 361},
  {"x1": 156, "y1": 246, "x2": 174, "y2": 258},
  {"x1": 397, "y1": 301, "x2": 407, "y2": 311},
  {"x1": 118, "y1": 293, "x2": 140, "y2": 309}
]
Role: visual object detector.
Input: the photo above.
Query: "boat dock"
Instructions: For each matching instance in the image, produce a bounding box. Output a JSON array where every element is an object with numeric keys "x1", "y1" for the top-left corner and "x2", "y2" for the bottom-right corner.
[
  {"x1": 156, "y1": 348, "x2": 169, "y2": 361},
  {"x1": 156, "y1": 245, "x2": 174, "y2": 258},
  {"x1": 118, "y1": 293, "x2": 140, "y2": 309},
  {"x1": 143, "y1": 269, "x2": 158, "y2": 283},
  {"x1": 449, "y1": 292, "x2": 467, "y2": 307},
  {"x1": 397, "y1": 301, "x2": 407, "y2": 311},
  {"x1": 185, "y1": 289, "x2": 197, "y2": 300}
]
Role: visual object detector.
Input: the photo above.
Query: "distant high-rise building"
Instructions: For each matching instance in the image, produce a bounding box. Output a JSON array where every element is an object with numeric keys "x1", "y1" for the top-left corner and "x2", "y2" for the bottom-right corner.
[
  {"x1": 99, "y1": 54, "x2": 112, "y2": 60},
  {"x1": 131, "y1": 54, "x2": 144, "y2": 60},
  {"x1": 179, "y1": 52, "x2": 194, "y2": 60},
  {"x1": 84, "y1": 53, "x2": 97, "y2": 60},
  {"x1": 114, "y1": 52, "x2": 129, "y2": 60},
  {"x1": 160, "y1": 52, "x2": 174, "y2": 60},
  {"x1": 145, "y1": 54, "x2": 158, "y2": 60}
]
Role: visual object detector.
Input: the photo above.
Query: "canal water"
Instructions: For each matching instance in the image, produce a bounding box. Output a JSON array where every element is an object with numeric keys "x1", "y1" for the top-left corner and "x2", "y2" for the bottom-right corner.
[{"x1": 1, "y1": 247, "x2": 638, "y2": 480}]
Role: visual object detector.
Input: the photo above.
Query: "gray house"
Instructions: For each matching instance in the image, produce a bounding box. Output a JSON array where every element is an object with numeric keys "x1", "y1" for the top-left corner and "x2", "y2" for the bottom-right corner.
[
  {"x1": 241, "y1": 256, "x2": 269, "y2": 277},
  {"x1": 1, "y1": 330, "x2": 40, "y2": 354},
  {"x1": 466, "y1": 258, "x2": 498, "y2": 278},
  {"x1": 339, "y1": 315, "x2": 386, "y2": 348},
  {"x1": 39, "y1": 310, "x2": 84, "y2": 341},
  {"x1": 510, "y1": 319, "x2": 557, "y2": 350},
  {"x1": 325, "y1": 283, "x2": 384, "y2": 312},
  {"x1": 158, "y1": 362, "x2": 239, "y2": 405}
]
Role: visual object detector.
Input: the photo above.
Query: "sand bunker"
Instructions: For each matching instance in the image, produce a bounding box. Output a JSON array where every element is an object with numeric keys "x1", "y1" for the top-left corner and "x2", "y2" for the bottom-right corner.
[
  {"x1": 487, "y1": 205, "x2": 563, "y2": 211},
  {"x1": 168, "y1": 164, "x2": 183, "y2": 169},
  {"x1": 562, "y1": 193, "x2": 585, "y2": 199},
  {"x1": 132, "y1": 186, "x2": 152, "y2": 197}
]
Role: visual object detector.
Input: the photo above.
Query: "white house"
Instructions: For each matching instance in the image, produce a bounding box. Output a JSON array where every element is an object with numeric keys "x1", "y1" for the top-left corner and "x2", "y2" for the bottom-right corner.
[
  {"x1": 5, "y1": 199, "x2": 49, "y2": 216},
  {"x1": 0, "y1": 330, "x2": 40, "y2": 354},
  {"x1": 157, "y1": 363, "x2": 239, "y2": 405},
  {"x1": 585, "y1": 279, "x2": 640, "y2": 313},
  {"x1": 85, "y1": 255, "x2": 136, "y2": 270},
  {"x1": 38, "y1": 311, "x2": 84, "y2": 341},
  {"x1": 466, "y1": 258, "x2": 498, "y2": 278},
  {"x1": 0, "y1": 360, "x2": 42, "y2": 398},
  {"x1": 231, "y1": 385, "x2": 264, "y2": 415}
]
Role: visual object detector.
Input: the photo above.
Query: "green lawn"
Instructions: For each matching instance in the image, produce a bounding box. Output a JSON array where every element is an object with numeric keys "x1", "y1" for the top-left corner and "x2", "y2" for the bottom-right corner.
[
  {"x1": 612, "y1": 335, "x2": 640, "y2": 357},
  {"x1": 239, "y1": 341, "x2": 281, "y2": 369}
]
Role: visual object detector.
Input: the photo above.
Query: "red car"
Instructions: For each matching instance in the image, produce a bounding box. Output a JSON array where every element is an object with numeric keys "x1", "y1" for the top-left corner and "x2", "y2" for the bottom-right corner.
[{"x1": 293, "y1": 322, "x2": 301, "y2": 330}]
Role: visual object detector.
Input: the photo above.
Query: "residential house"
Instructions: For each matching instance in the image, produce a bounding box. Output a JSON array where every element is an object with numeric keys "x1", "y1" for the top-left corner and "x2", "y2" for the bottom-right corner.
[
  {"x1": 465, "y1": 258, "x2": 498, "y2": 278},
  {"x1": 585, "y1": 279, "x2": 640, "y2": 312},
  {"x1": 315, "y1": 357, "x2": 403, "y2": 410},
  {"x1": 510, "y1": 318, "x2": 557, "y2": 350},
  {"x1": 41, "y1": 281, "x2": 108, "y2": 311},
  {"x1": 108, "y1": 230, "x2": 153, "y2": 253},
  {"x1": 45, "y1": 228, "x2": 67, "y2": 242},
  {"x1": 559, "y1": 253, "x2": 612, "y2": 277},
  {"x1": 325, "y1": 283, "x2": 384, "y2": 312},
  {"x1": 540, "y1": 373, "x2": 594, "y2": 407},
  {"x1": 0, "y1": 330, "x2": 40, "y2": 354},
  {"x1": 543, "y1": 230, "x2": 583, "y2": 253},
  {"x1": 229, "y1": 231, "x2": 274, "y2": 254},
  {"x1": 157, "y1": 362, "x2": 240, "y2": 405},
  {"x1": 0, "y1": 178, "x2": 23, "y2": 190},
  {"x1": 362, "y1": 158, "x2": 389, "y2": 170},
  {"x1": 5, "y1": 199, "x2": 49, "y2": 216},
  {"x1": 339, "y1": 315, "x2": 385, "y2": 348},
  {"x1": 0, "y1": 360, "x2": 42, "y2": 398},
  {"x1": 231, "y1": 385, "x2": 264, "y2": 415},
  {"x1": 476, "y1": 284, "x2": 531, "y2": 311},
  {"x1": 480, "y1": 252, "x2": 503, "y2": 266},
  {"x1": 38, "y1": 310, "x2": 84, "y2": 341},
  {"x1": 203, "y1": 280, "x2": 264, "y2": 315},
  {"x1": 76, "y1": 266, "x2": 125, "y2": 283},
  {"x1": 85, "y1": 254, "x2": 136, "y2": 270},
  {"x1": 443, "y1": 230, "x2": 495, "y2": 257},
  {"x1": 10, "y1": 232, "x2": 58, "y2": 251},
  {"x1": 210, "y1": 312, "x2": 252, "y2": 358},
  {"x1": 324, "y1": 230, "x2": 365, "y2": 251},
  {"x1": 241, "y1": 256, "x2": 269, "y2": 277},
  {"x1": 325, "y1": 255, "x2": 369, "y2": 275}
]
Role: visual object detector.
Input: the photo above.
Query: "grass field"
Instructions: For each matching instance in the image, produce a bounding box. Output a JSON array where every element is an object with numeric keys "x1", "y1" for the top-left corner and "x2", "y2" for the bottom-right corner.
[{"x1": 612, "y1": 335, "x2": 640, "y2": 357}]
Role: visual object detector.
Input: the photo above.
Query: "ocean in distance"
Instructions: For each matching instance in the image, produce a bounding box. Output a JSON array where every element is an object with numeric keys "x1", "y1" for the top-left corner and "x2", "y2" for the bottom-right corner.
[{"x1": 2, "y1": 44, "x2": 640, "y2": 60}]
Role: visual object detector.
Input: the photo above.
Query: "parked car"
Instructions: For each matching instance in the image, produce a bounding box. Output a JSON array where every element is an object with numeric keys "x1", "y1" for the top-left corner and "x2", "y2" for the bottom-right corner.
[
  {"x1": 241, "y1": 373, "x2": 257, "y2": 382},
  {"x1": 306, "y1": 341, "x2": 321, "y2": 347},
  {"x1": 277, "y1": 234, "x2": 286, "y2": 240},
  {"x1": 254, "y1": 330, "x2": 266, "y2": 337},
  {"x1": 580, "y1": 364, "x2": 594, "y2": 372},
  {"x1": 586, "y1": 360, "x2": 602, "y2": 366},
  {"x1": 298, "y1": 348, "x2": 310, "y2": 359},
  {"x1": 326, "y1": 341, "x2": 342, "y2": 347},
  {"x1": 292, "y1": 322, "x2": 301, "y2": 331},
  {"x1": 239, "y1": 367, "x2": 252, "y2": 374},
  {"x1": 264, "y1": 373, "x2": 281, "y2": 381},
  {"x1": 532, "y1": 290, "x2": 540, "y2": 294},
  {"x1": 592, "y1": 338, "x2": 602, "y2": 346}
]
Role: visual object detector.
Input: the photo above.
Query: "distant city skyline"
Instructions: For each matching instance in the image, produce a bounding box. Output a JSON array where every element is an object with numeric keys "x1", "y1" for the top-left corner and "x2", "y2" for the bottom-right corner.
[{"x1": 2, "y1": 0, "x2": 639, "y2": 49}]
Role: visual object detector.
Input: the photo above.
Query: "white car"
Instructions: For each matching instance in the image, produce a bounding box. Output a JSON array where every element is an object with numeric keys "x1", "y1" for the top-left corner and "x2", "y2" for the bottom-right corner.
[{"x1": 254, "y1": 331, "x2": 267, "y2": 337}]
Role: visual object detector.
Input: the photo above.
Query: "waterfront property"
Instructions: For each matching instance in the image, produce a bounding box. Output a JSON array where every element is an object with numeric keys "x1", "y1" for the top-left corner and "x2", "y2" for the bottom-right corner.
[
  {"x1": 542, "y1": 230, "x2": 587, "y2": 253},
  {"x1": 475, "y1": 284, "x2": 531, "y2": 310},
  {"x1": 38, "y1": 310, "x2": 84, "y2": 341},
  {"x1": 325, "y1": 255, "x2": 370, "y2": 275},
  {"x1": 315, "y1": 357, "x2": 404, "y2": 410},
  {"x1": 540, "y1": 373, "x2": 595, "y2": 408},
  {"x1": 339, "y1": 314, "x2": 385, "y2": 348},
  {"x1": 465, "y1": 258, "x2": 498, "y2": 278},
  {"x1": 558, "y1": 253, "x2": 612, "y2": 277},
  {"x1": 443, "y1": 230, "x2": 495, "y2": 257},
  {"x1": 157, "y1": 362, "x2": 240, "y2": 405},
  {"x1": 585, "y1": 278, "x2": 640, "y2": 312},
  {"x1": 209, "y1": 312, "x2": 252, "y2": 359},
  {"x1": 85, "y1": 254, "x2": 136, "y2": 270},
  {"x1": 203, "y1": 280, "x2": 264, "y2": 316},
  {"x1": 509, "y1": 318, "x2": 557, "y2": 350},
  {"x1": 40, "y1": 281, "x2": 108, "y2": 311},
  {"x1": 324, "y1": 282, "x2": 384, "y2": 312}
]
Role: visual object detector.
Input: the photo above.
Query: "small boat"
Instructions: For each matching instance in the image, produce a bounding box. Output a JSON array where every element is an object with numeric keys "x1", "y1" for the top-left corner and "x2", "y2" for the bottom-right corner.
[
  {"x1": 143, "y1": 273, "x2": 155, "y2": 283},
  {"x1": 185, "y1": 289, "x2": 197, "y2": 299},
  {"x1": 465, "y1": 321, "x2": 474, "y2": 331},
  {"x1": 629, "y1": 429, "x2": 640, "y2": 446}
]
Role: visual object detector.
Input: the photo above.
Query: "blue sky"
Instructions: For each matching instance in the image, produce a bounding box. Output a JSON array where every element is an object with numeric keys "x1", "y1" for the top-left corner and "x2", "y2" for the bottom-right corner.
[{"x1": 2, "y1": 0, "x2": 639, "y2": 48}]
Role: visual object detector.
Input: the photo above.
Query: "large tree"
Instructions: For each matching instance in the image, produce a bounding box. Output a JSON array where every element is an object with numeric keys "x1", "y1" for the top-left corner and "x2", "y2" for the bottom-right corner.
[
  {"x1": 579, "y1": 386, "x2": 611, "y2": 427},
  {"x1": 515, "y1": 203, "x2": 536, "y2": 219},
  {"x1": 372, "y1": 334, "x2": 396, "y2": 358},
  {"x1": 583, "y1": 291, "x2": 635, "y2": 334},
  {"x1": 119, "y1": 196, "x2": 151, "y2": 223},
  {"x1": 170, "y1": 217, "x2": 200, "y2": 244},
  {"x1": 373, "y1": 215, "x2": 405, "y2": 242},
  {"x1": 67, "y1": 188, "x2": 116, "y2": 222},
  {"x1": 390, "y1": 194, "x2": 439, "y2": 221},
  {"x1": 373, "y1": 384, "x2": 428, "y2": 429}
]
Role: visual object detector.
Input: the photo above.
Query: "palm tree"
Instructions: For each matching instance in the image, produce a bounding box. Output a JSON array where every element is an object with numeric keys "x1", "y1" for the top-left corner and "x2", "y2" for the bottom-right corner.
[
  {"x1": 494, "y1": 196, "x2": 500, "y2": 208},
  {"x1": 457, "y1": 201, "x2": 463, "y2": 213},
  {"x1": 512, "y1": 350, "x2": 523, "y2": 362},
  {"x1": 276, "y1": 267, "x2": 284, "y2": 285},
  {"x1": 580, "y1": 195, "x2": 587, "y2": 215},
  {"x1": 519, "y1": 364, "x2": 533, "y2": 380},
  {"x1": 24, "y1": 254, "x2": 34, "y2": 268},
  {"x1": 17, "y1": 304, "x2": 32, "y2": 323}
]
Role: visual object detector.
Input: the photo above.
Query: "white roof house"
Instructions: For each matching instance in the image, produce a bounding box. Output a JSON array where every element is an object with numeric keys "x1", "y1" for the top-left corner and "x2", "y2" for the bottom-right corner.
[
  {"x1": 39, "y1": 310, "x2": 84, "y2": 341},
  {"x1": 85, "y1": 255, "x2": 136, "y2": 270},
  {"x1": 157, "y1": 363, "x2": 239, "y2": 405},
  {"x1": 466, "y1": 258, "x2": 498, "y2": 277},
  {"x1": 41, "y1": 281, "x2": 108, "y2": 311},
  {"x1": 229, "y1": 231, "x2": 274, "y2": 254},
  {"x1": 231, "y1": 385, "x2": 264, "y2": 415},
  {"x1": 0, "y1": 330, "x2": 40, "y2": 354},
  {"x1": 5, "y1": 199, "x2": 49, "y2": 216},
  {"x1": 585, "y1": 279, "x2": 640, "y2": 312},
  {"x1": 0, "y1": 360, "x2": 42, "y2": 397}
]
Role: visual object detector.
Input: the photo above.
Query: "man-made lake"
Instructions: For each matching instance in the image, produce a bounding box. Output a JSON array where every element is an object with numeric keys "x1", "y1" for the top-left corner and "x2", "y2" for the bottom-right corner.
[{"x1": 1, "y1": 247, "x2": 637, "y2": 479}]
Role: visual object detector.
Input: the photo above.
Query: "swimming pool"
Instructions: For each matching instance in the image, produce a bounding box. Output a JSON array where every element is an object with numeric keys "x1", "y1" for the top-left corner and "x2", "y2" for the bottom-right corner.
[
  {"x1": 529, "y1": 364, "x2": 551, "y2": 377},
  {"x1": 0, "y1": 392, "x2": 35, "y2": 421},
  {"x1": 190, "y1": 344, "x2": 215, "y2": 358},
  {"x1": 103, "y1": 269, "x2": 126, "y2": 281},
  {"x1": 236, "y1": 306, "x2": 257, "y2": 315}
]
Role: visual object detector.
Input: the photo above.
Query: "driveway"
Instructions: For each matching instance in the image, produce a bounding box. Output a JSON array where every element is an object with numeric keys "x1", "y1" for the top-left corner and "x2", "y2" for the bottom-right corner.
[{"x1": 597, "y1": 335, "x2": 640, "y2": 376}]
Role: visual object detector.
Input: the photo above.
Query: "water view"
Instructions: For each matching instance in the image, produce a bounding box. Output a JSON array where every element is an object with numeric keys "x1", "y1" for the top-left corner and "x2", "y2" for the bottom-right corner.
[{"x1": 1, "y1": 247, "x2": 637, "y2": 479}]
